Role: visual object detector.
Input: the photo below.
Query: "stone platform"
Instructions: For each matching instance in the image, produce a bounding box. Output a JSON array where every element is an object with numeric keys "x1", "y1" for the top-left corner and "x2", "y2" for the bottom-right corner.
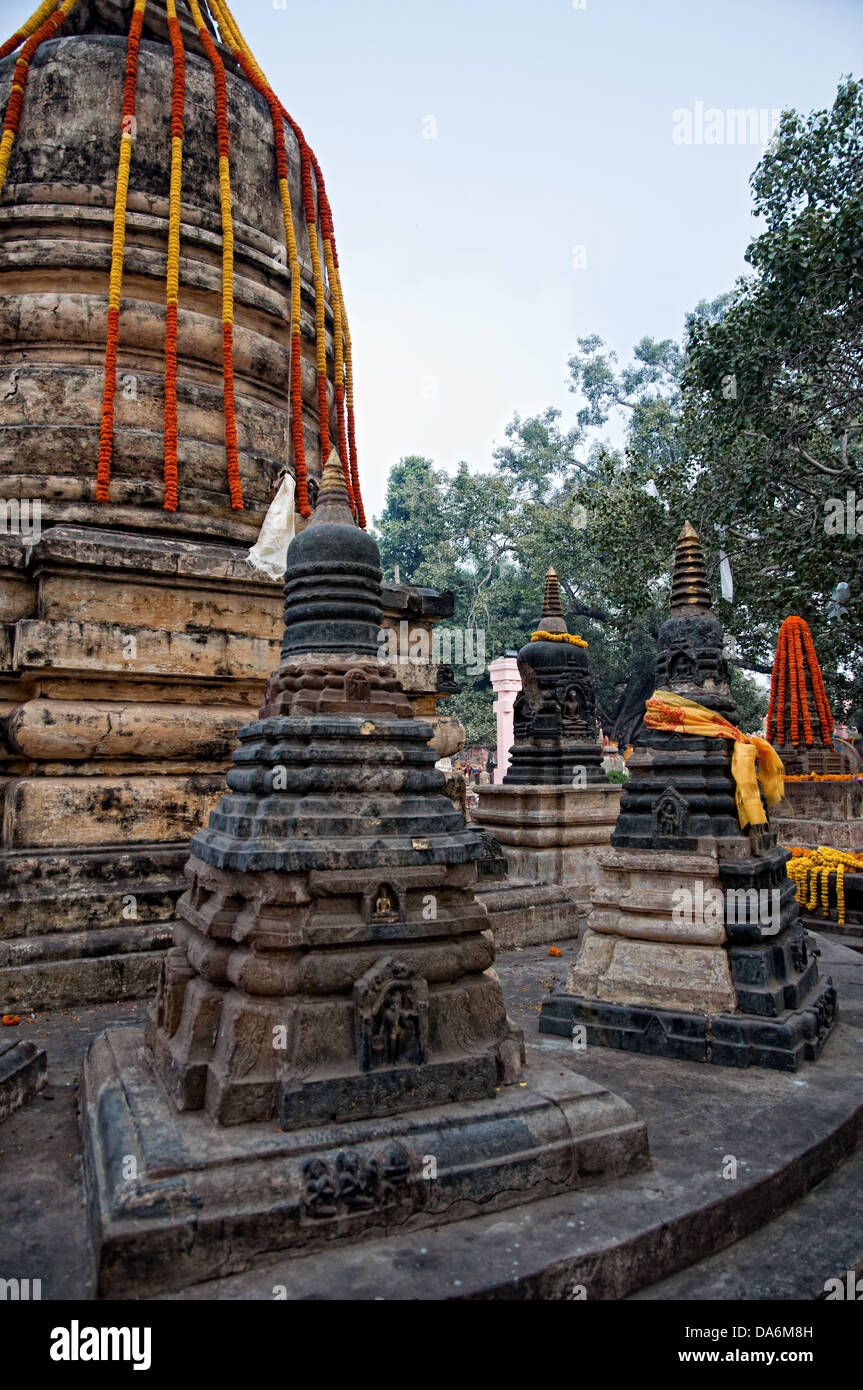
[
  {"x1": 773, "y1": 780, "x2": 863, "y2": 853},
  {"x1": 474, "y1": 878, "x2": 584, "y2": 949},
  {"x1": 4, "y1": 935, "x2": 863, "y2": 1299},
  {"x1": 473, "y1": 782, "x2": 622, "y2": 921},
  {"x1": 159, "y1": 934, "x2": 863, "y2": 1299},
  {"x1": 82, "y1": 1026, "x2": 648, "y2": 1298}
]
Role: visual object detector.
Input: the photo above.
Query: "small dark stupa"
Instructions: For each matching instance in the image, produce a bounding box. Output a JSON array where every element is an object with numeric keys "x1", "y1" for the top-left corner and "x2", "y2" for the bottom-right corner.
[
  {"x1": 504, "y1": 569, "x2": 605, "y2": 785},
  {"x1": 540, "y1": 523, "x2": 838, "y2": 1071},
  {"x1": 81, "y1": 456, "x2": 648, "y2": 1297}
]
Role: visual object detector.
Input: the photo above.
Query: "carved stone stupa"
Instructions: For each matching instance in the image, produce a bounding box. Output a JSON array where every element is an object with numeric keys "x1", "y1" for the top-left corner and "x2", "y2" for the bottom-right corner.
[
  {"x1": 473, "y1": 570, "x2": 623, "y2": 941},
  {"x1": 81, "y1": 459, "x2": 648, "y2": 1296},
  {"x1": 541, "y1": 523, "x2": 838, "y2": 1070}
]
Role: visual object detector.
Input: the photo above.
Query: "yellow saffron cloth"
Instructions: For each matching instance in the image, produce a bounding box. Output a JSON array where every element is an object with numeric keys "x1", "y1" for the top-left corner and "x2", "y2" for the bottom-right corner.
[{"x1": 644, "y1": 691, "x2": 785, "y2": 830}]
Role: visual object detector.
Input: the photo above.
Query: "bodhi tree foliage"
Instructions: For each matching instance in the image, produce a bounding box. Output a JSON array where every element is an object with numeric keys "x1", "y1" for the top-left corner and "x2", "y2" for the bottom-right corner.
[
  {"x1": 683, "y1": 75, "x2": 863, "y2": 713},
  {"x1": 373, "y1": 78, "x2": 861, "y2": 744}
]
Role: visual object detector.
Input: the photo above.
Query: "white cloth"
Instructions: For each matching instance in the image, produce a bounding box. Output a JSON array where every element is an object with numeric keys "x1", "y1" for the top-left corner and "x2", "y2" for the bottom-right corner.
[{"x1": 246, "y1": 473, "x2": 296, "y2": 581}]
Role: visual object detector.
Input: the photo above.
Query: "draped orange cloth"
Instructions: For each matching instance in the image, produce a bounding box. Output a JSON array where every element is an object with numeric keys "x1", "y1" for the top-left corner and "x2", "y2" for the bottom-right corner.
[{"x1": 644, "y1": 691, "x2": 785, "y2": 830}]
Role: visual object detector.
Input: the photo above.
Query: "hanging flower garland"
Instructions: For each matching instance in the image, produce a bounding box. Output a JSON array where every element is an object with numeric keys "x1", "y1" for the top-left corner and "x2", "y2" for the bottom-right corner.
[
  {"x1": 530, "y1": 630, "x2": 588, "y2": 648},
  {"x1": 785, "y1": 844, "x2": 863, "y2": 927},
  {"x1": 187, "y1": 0, "x2": 242, "y2": 509},
  {"x1": 205, "y1": 0, "x2": 312, "y2": 519},
  {"x1": 0, "y1": 0, "x2": 79, "y2": 198},
  {"x1": 96, "y1": 0, "x2": 146, "y2": 503},
  {"x1": 768, "y1": 616, "x2": 837, "y2": 751},
  {"x1": 3, "y1": 0, "x2": 365, "y2": 522},
  {"x1": 162, "y1": 0, "x2": 185, "y2": 512},
  {"x1": 204, "y1": 0, "x2": 366, "y2": 527},
  {"x1": 0, "y1": 0, "x2": 61, "y2": 63}
]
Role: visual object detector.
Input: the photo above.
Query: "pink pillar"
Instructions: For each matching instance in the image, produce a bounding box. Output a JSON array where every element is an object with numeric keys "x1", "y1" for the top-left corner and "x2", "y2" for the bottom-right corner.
[{"x1": 489, "y1": 655, "x2": 521, "y2": 784}]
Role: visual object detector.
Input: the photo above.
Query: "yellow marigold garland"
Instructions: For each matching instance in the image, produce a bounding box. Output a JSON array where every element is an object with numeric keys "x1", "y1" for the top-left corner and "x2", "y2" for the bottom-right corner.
[
  {"x1": 162, "y1": 0, "x2": 185, "y2": 512},
  {"x1": 187, "y1": 0, "x2": 242, "y2": 509},
  {"x1": 0, "y1": 0, "x2": 79, "y2": 198},
  {"x1": 96, "y1": 0, "x2": 145, "y2": 503},
  {"x1": 785, "y1": 845, "x2": 863, "y2": 926},
  {"x1": 205, "y1": 0, "x2": 314, "y2": 517},
  {"x1": 531, "y1": 630, "x2": 588, "y2": 648},
  {"x1": 0, "y1": 0, "x2": 61, "y2": 62}
]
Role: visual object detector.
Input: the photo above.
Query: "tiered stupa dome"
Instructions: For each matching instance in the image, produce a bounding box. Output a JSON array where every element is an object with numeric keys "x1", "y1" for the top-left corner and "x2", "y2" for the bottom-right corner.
[{"x1": 0, "y1": 0, "x2": 364, "y2": 541}]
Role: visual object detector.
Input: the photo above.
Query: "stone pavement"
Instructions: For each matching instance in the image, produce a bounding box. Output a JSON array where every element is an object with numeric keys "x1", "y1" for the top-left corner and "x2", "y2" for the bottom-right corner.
[{"x1": 3, "y1": 934, "x2": 862, "y2": 1299}]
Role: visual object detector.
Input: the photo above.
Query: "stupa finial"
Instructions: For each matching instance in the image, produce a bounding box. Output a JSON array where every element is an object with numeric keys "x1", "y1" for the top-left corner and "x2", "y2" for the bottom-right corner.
[
  {"x1": 538, "y1": 567, "x2": 568, "y2": 635},
  {"x1": 669, "y1": 520, "x2": 713, "y2": 616},
  {"x1": 307, "y1": 449, "x2": 356, "y2": 528}
]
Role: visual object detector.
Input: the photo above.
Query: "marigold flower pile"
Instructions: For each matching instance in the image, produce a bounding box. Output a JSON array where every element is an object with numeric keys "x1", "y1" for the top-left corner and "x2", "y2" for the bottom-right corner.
[{"x1": 785, "y1": 845, "x2": 863, "y2": 926}]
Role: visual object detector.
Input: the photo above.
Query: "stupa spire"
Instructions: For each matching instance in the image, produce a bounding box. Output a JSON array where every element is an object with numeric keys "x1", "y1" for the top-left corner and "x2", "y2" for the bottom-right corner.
[
  {"x1": 538, "y1": 567, "x2": 567, "y2": 635},
  {"x1": 307, "y1": 448, "x2": 356, "y2": 529},
  {"x1": 669, "y1": 521, "x2": 713, "y2": 617}
]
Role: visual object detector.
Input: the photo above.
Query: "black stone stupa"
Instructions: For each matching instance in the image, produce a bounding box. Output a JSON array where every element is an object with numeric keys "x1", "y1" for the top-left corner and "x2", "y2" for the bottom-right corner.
[
  {"x1": 80, "y1": 452, "x2": 649, "y2": 1297},
  {"x1": 505, "y1": 569, "x2": 605, "y2": 785},
  {"x1": 540, "y1": 522, "x2": 838, "y2": 1071}
]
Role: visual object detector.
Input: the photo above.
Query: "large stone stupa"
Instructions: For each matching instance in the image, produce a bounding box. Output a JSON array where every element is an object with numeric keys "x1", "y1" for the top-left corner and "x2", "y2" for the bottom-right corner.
[
  {"x1": 541, "y1": 523, "x2": 838, "y2": 1071},
  {"x1": 81, "y1": 455, "x2": 648, "y2": 1297},
  {"x1": 0, "y1": 0, "x2": 458, "y2": 1013}
]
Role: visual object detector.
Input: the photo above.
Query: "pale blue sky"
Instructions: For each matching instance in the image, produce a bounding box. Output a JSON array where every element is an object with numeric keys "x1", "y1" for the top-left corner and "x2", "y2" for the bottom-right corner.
[{"x1": 234, "y1": 0, "x2": 858, "y2": 521}]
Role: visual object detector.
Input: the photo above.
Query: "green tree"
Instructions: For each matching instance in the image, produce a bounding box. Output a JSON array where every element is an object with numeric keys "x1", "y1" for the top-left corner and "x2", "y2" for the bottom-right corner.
[{"x1": 683, "y1": 76, "x2": 863, "y2": 714}]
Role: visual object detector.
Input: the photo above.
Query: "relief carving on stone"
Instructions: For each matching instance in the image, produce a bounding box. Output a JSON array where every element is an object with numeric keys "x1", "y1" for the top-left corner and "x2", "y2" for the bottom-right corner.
[{"x1": 354, "y1": 957, "x2": 428, "y2": 1072}]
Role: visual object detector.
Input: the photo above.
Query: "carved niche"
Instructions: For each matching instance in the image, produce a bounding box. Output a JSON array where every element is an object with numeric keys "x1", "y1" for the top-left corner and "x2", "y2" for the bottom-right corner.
[
  {"x1": 654, "y1": 785, "x2": 689, "y2": 840},
  {"x1": 363, "y1": 881, "x2": 402, "y2": 926},
  {"x1": 354, "y1": 956, "x2": 429, "y2": 1072}
]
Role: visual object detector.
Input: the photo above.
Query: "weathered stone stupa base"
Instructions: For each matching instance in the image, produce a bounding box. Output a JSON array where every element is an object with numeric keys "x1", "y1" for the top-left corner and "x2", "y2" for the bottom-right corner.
[
  {"x1": 472, "y1": 783, "x2": 622, "y2": 947},
  {"x1": 82, "y1": 1025, "x2": 648, "y2": 1298},
  {"x1": 541, "y1": 824, "x2": 839, "y2": 1071},
  {"x1": 474, "y1": 878, "x2": 585, "y2": 949},
  {"x1": 0, "y1": 1035, "x2": 46, "y2": 1122},
  {"x1": 541, "y1": 982, "x2": 838, "y2": 1071},
  {"x1": 475, "y1": 783, "x2": 623, "y2": 906},
  {"x1": 772, "y1": 781, "x2": 863, "y2": 853}
]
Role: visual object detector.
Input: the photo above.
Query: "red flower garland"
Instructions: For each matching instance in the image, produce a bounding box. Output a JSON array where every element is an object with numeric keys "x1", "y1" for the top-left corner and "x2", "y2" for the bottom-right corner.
[{"x1": 769, "y1": 615, "x2": 837, "y2": 750}]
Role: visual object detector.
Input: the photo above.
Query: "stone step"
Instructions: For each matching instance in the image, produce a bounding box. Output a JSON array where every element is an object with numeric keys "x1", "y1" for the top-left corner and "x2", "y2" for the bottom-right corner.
[{"x1": 629, "y1": 1142, "x2": 863, "y2": 1300}]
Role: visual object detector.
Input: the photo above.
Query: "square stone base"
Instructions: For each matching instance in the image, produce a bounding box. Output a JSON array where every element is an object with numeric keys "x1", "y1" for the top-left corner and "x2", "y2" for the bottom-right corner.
[
  {"x1": 540, "y1": 978, "x2": 838, "y2": 1072},
  {"x1": 82, "y1": 1026, "x2": 649, "y2": 1298}
]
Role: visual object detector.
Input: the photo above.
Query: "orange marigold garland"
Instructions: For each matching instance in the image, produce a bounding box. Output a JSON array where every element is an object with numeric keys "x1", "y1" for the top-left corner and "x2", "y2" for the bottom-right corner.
[
  {"x1": 0, "y1": 0, "x2": 61, "y2": 63},
  {"x1": 172, "y1": 0, "x2": 366, "y2": 527},
  {"x1": 768, "y1": 616, "x2": 836, "y2": 750},
  {"x1": 0, "y1": 0, "x2": 79, "y2": 199},
  {"x1": 766, "y1": 618, "x2": 783, "y2": 743},
  {"x1": 187, "y1": 0, "x2": 242, "y2": 509},
  {"x1": 286, "y1": 109, "x2": 337, "y2": 495},
  {"x1": 799, "y1": 619, "x2": 834, "y2": 745},
  {"x1": 314, "y1": 150, "x2": 365, "y2": 527},
  {"x1": 205, "y1": 0, "x2": 312, "y2": 517},
  {"x1": 96, "y1": 0, "x2": 145, "y2": 504},
  {"x1": 162, "y1": 0, "x2": 185, "y2": 512},
  {"x1": 792, "y1": 620, "x2": 813, "y2": 745}
]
